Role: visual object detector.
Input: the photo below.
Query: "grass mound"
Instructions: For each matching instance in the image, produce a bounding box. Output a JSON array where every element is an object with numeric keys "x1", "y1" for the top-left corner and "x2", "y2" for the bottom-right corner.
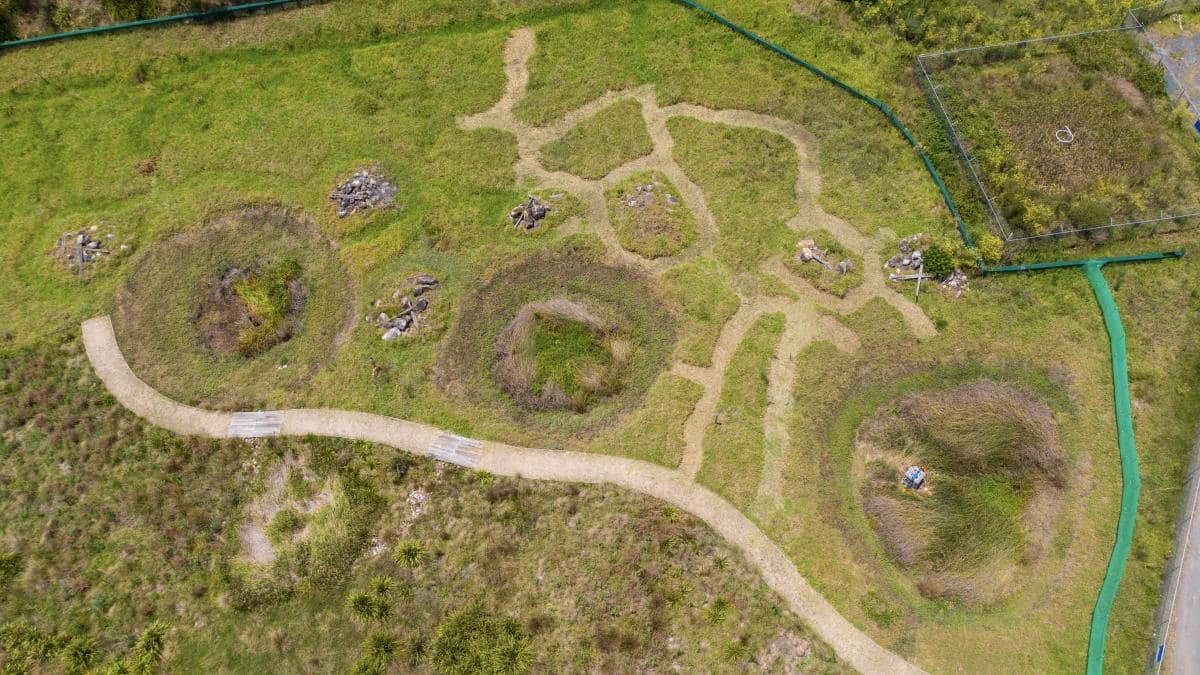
[
  {"x1": 494, "y1": 298, "x2": 630, "y2": 413},
  {"x1": 114, "y1": 206, "x2": 352, "y2": 409},
  {"x1": 540, "y1": 98, "x2": 654, "y2": 179},
  {"x1": 784, "y1": 229, "x2": 863, "y2": 298},
  {"x1": 197, "y1": 258, "x2": 305, "y2": 357},
  {"x1": 606, "y1": 171, "x2": 698, "y2": 258},
  {"x1": 437, "y1": 237, "x2": 674, "y2": 436},
  {"x1": 856, "y1": 380, "x2": 1066, "y2": 605}
]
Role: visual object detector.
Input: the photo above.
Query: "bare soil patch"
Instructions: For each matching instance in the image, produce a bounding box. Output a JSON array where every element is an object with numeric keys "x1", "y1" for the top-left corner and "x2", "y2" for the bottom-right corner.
[{"x1": 196, "y1": 261, "x2": 307, "y2": 356}]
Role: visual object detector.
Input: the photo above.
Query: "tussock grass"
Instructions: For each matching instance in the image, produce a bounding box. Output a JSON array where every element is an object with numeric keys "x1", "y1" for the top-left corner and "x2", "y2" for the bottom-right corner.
[
  {"x1": 540, "y1": 98, "x2": 653, "y2": 179},
  {"x1": 114, "y1": 206, "x2": 352, "y2": 409},
  {"x1": 857, "y1": 380, "x2": 1066, "y2": 605},
  {"x1": 436, "y1": 237, "x2": 675, "y2": 437}
]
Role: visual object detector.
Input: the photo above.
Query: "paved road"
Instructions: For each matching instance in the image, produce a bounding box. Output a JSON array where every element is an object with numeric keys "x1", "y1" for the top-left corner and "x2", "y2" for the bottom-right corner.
[{"x1": 81, "y1": 316, "x2": 923, "y2": 675}]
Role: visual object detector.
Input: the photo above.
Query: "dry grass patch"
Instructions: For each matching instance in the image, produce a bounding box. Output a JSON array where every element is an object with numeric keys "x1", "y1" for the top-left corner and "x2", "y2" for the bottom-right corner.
[{"x1": 856, "y1": 380, "x2": 1067, "y2": 606}]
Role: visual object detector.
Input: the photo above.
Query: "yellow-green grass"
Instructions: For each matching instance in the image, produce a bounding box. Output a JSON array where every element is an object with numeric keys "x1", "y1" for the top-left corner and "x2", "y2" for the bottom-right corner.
[
  {"x1": 669, "y1": 117, "x2": 797, "y2": 271},
  {"x1": 696, "y1": 312, "x2": 785, "y2": 511},
  {"x1": 785, "y1": 229, "x2": 864, "y2": 298},
  {"x1": 607, "y1": 171, "x2": 698, "y2": 258},
  {"x1": 587, "y1": 372, "x2": 703, "y2": 468},
  {"x1": 660, "y1": 259, "x2": 740, "y2": 368},
  {"x1": 540, "y1": 98, "x2": 653, "y2": 179},
  {"x1": 0, "y1": 0, "x2": 1198, "y2": 671}
]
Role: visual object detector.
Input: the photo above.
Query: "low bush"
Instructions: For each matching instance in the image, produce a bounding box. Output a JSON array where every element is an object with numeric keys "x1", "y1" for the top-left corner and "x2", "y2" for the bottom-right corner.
[{"x1": 430, "y1": 605, "x2": 533, "y2": 675}]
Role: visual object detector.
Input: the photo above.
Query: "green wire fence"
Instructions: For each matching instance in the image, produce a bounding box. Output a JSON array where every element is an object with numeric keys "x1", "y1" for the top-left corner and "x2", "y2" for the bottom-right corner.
[{"x1": 0, "y1": 0, "x2": 313, "y2": 51}]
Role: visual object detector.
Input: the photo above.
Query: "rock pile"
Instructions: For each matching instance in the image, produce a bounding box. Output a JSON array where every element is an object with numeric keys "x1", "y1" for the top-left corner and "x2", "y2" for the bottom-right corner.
[
  {"x1": 941, "y1": 269, "x2": 969, "y2": 297},
  {"x1": 884, "y1": 233, "x2": 930, "y2": 272},
  {"x1": 509, "y1": 196, "x2": 551, "y2": 230},
  {"x1": 367, "y1": 275, "x2": 439, "y2": 340},
  {"x1": 621, "y1": 180, "x2": 680, "y2": 211},
  {"x1": 330, "y1": 169, "x2": 398, "y2": 218},
  {"x1": 51, "y1": 227, "x2": 127, "y2": 276},
  {"x1": 795, "y1": 238, "x2": 855, "y2": 275}
]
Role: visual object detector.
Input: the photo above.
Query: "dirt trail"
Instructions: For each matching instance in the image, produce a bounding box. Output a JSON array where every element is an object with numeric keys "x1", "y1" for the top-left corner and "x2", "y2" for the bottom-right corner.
[{"x1": 81, "y1": 315, "x2": 924, "y2": 675}]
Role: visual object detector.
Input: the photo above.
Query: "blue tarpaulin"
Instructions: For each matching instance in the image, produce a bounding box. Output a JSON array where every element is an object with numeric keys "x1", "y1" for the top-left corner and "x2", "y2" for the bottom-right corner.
[{"x1": 1194, "y1": 119, "x2": 1200, "y2": 135}]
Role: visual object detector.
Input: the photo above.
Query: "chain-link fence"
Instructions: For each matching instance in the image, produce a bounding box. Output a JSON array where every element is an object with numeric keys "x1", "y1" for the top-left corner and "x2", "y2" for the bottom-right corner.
[
  {"x1": 917, "y1": 18, "x2": 1200, "y2": 244},
  {"x1": 1146, "y1": 424, "x2": 1200, "y2": 672}
]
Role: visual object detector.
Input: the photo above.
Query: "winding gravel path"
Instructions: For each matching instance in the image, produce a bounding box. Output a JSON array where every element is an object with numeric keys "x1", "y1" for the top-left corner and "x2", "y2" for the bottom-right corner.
[{"x1": 82, "y1": 315, "x2": 922, "y2": 675}]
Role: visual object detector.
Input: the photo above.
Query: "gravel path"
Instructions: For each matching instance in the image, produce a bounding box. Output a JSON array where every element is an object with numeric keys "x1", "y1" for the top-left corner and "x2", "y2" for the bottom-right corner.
[{"x1": 82, "y1": 315, "x2": 923, "y2": 675}]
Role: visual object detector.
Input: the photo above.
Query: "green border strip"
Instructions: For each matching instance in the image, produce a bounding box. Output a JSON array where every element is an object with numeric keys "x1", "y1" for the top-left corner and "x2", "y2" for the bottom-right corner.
[
  {"x1": 988, "y1": 250, "x2": 1181, "y2": 673},
  {"x1": 0, "y1": 0, "x2": 309, "y2": 51}
]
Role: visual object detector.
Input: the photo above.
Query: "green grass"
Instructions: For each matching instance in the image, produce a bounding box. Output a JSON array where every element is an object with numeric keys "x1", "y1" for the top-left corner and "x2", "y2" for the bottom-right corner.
[
  {"x1": 540, "y1": 98, "x2": 653, "y2": 179},
  {"x1": 661, "y1": 260, "x2": 740, "y2": 367},
  {"x1": 531, "y1": 315, "x2": 616, "y2": 408},
  {"x1": 696, "y1": 313, "x2": 785, "y2": 510},
  {"x1": 230, "y1": 257, "x2": 302, "y2": 356},
  {"x1": 606, "y1": 171, "x2": 698, "y2": 258},
  {"x1": 669, "y1": 117, "x2": 796, "y2": 271},
  {"x1": 587, "y1": 373, "x2": 703, "y2": 468}
]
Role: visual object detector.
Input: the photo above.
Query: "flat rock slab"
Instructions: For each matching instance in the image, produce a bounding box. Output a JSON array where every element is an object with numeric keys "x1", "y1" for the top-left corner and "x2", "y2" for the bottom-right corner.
[
  {"x1": 429, "y1": 432, "x2": 483, "y2": 468},
  {"x1": 229, "y1": 411, "x2": 285, "y2": 438}
]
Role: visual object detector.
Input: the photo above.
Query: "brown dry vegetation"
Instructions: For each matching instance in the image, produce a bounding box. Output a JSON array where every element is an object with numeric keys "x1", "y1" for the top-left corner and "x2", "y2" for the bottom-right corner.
[{"x1": 856, "y1": 380, "x2": 1067, "y2": 605}]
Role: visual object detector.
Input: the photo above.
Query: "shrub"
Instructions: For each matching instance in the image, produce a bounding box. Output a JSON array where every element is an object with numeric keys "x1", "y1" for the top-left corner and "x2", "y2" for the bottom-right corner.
[
  {"x1": 347, "y1": 592, "x2": 378, "y2": 625},
  {"x1": 976, "y1": 232, "x2": 1004, "y2": 265},
  {"x1": 102, "y1": 0, "x2": 158, "y2": 22},
  {"x1": 1068, "y1": 197, "x2": 1111, "y2": 228},
  {"x1": 430, "y1": 605, "x2": 532, "y2": 675},
  {"x1": 921, "y1": 243, "x2": 954, "y2": 280},
  {"x1": 0, "y1": 3, "x2": 17, "y2": 42}
]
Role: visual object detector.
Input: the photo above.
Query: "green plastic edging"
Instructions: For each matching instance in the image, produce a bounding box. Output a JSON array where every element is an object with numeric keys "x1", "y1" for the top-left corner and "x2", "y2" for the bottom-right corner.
[
  {"x1": 0, "y1": 0, "x2": 308, "y2": 51},
  {"x1": 1083, "y1": 261, "x2": 1142, "y2": 675}
]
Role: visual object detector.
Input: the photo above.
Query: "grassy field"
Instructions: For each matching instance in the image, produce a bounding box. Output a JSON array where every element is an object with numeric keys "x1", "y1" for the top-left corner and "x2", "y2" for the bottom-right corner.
[
  {"x1": 541, "y1": 98, "x2": 653, "y2": 179},
  {"x1": 2, "y1": 0, "x2": 1200, "y2": 672}
]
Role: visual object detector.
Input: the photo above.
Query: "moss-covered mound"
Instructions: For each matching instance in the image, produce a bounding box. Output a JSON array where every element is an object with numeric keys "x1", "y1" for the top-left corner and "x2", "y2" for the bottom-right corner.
[
  {"x1": 855, "y1": 380, "x2": 1067, "y2": 606},
  {"x1": 437, "y1": 238, "x2": 675, "y2": 435},
  {"x1": 115, "y1": 206, "x2": 352, "y2": 408}
]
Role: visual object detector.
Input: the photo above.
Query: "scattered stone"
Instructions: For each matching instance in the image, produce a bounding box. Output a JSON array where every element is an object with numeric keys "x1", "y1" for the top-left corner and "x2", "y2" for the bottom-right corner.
[
  {"x1": 885, "y1": 234, "x2": 931, "y2": 272},
  {"x1": 329, "y1": 169, "x2": 398, "y2": 218},
  {"x1": 368, "y1": 274, "x2": 440, "y2": 340},
  {"x1": 509, "y1": 196, "x2": 551, "y2": 230},
  {"x1": 51, "y1": 228, "x2": 129, "y2": 278},
  {"x1": 793, "y1": 238, "x2": 834, "y2": 271},
  {"x1": 836, "y1": 259, "x2": 855, "y2": 275},
  {"x1": 941, "y1": 268, "x2": 969, "y2": 297},
  {"x1": 666, "y1": 194, "x2": 679, "y2": 206}
]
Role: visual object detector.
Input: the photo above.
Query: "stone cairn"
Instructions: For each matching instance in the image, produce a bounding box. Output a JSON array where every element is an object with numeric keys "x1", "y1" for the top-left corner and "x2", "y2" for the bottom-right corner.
[
  {"x1": 795, "y1": 238, "x2": 856, "y2": 275},
  {"x1": 509, "y1": 196, "x2": 551, "y2": 230},
  {"x1": 330, "y1": 169, "x2": 398, "y2": 218},
  {"x1": 368, "y1": 275, "x2": 439, "y2": 340},
  {"x1": 51, "y1": 226, "x2": 127, "y2": 277}
]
